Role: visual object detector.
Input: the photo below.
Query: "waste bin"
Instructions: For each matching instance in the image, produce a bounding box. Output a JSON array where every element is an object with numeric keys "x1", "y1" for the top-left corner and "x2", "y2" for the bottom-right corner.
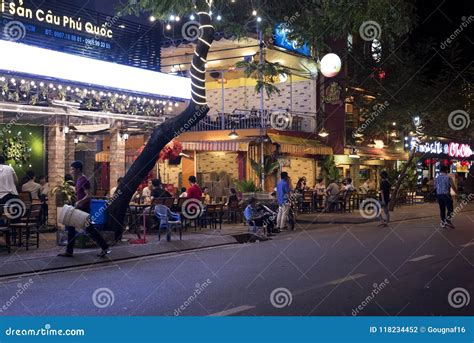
[{"x1": 90, "y1": 199, "x2": 108, "y2": 226}]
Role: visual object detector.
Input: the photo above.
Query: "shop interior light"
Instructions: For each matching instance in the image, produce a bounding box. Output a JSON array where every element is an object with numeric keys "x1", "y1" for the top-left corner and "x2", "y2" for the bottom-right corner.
[
  {"x1": 349, "y1": 147, "x2": 360, "y2": 159},
  {"x1": 0, "y1": 40, "x2": 191, "y2": 100}
]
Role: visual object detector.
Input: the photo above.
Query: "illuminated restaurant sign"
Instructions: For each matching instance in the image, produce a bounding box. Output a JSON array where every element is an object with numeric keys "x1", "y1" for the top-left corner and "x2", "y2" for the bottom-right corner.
[
  {"x1": 0, "y1": 0, "x2": 162, "y2": 71},
  {"x1": 415, "y1": 140, "x2": 473, "y2": 158},
  {"x1": 1, "y1": 0, "x2": 113, "y2": 38}
]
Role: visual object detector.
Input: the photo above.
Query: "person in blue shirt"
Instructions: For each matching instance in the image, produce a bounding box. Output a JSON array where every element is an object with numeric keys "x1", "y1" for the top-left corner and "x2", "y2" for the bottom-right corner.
[
  {"x1": 435, "y1": 165, "x2": 457, "y2": 228},
  {"x1": 243, "y1": 197, "x2": 273, "y2": 236},
  {"x1": 276, "y1": 172, "x2": 291, "y2": 230}
]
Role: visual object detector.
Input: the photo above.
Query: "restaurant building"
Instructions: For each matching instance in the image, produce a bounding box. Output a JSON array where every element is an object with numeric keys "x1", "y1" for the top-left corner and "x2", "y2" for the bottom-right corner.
[{"x1": 0, "y1": 0, "x2": 189, "y2": 225}]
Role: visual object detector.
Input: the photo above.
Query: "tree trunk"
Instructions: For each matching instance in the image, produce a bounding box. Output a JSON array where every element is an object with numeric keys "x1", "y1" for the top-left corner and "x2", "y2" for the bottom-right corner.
[
  {"x1": 389, "y1": 146, "x2": 417, "y2": 211},
  {"x1": 106, "y1": 13, "x2": 215, "y2": 238}
]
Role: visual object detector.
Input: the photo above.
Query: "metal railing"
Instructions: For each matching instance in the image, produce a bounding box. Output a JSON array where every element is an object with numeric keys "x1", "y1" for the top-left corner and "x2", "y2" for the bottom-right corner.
[{"x1": 189, "y1": 109, "x2": 317, "y2": 133}]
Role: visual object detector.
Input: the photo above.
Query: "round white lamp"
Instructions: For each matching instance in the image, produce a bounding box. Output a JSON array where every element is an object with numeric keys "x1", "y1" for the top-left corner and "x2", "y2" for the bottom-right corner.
[{"x1": 320, "y1": 53, "x2": 341, "y2": 78}]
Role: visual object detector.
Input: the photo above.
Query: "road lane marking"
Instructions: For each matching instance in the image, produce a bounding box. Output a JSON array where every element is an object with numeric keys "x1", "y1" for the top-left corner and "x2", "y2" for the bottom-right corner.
[
  {"x1": 326, "y1": 273, "x2": 367, "y2": 285},
  {"x1": 460, "y1": 242, "x2": 474, "y2": 248},
  {"x1": 408, "y1": 254, "x2": 434, "y2": 262},
  {"x1": 208, "y1": 305, "x2": 255, "y2": 316}
]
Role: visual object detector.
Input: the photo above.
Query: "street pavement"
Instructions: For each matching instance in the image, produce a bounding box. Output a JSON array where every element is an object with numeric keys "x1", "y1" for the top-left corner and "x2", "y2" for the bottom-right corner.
[{"x1": 0, "y1": 207, "x2": 472, "y2": 317}]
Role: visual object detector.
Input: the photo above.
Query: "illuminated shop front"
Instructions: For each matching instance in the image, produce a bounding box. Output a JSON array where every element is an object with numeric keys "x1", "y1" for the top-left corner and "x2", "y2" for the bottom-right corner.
[
  {"x1": 409, "y1": 138, "x2": 473, "y2": 189},
  {"x1": 0, "y1": 0, "x2": 190, "y2": 226}
]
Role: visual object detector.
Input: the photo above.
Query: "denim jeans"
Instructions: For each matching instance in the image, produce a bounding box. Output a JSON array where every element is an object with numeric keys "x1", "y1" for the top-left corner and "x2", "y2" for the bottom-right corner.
[
  {"x1": 436, "y1": 194, "x2": 454, "y2": 224},
  {"x1": 378, "y1": 202, "x2": 390, "y2": 223}
]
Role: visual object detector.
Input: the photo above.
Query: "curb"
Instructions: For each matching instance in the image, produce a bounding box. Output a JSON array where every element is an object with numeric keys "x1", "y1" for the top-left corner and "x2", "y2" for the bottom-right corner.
[{"x1": 0, "y1": 235, "x2": 239, "y2": 279}]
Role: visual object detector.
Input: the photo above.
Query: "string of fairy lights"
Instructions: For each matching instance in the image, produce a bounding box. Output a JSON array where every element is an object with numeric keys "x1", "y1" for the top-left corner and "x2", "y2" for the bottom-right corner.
[
  {"x1": 0, "y1": 75, "x2": 183, "y2": 116},
  {"x1": 189, "y1": 12, "x2": 215, "y2": 106}
]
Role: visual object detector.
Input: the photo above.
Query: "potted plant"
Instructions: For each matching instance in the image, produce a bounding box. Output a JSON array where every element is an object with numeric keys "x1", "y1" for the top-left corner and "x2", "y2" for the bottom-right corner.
[
  {"x1": 234, "y1": 179, "x2": 261, "y2": 201},
  {"x1": 250, "y1": 156, "x2": 280, "y2": 193},
  {"x1": 51, "y1": 178, "x2": 76, "y2": 229}
]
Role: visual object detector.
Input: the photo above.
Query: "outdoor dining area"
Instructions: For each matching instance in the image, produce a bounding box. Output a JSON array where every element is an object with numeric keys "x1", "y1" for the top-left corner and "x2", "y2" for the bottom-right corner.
[
  {"x1": 0, "y1": 192, "x2": 46, "y2": 254},
  {"x1": 124, "y1": 195, "x2": 242, "y2": 243}
]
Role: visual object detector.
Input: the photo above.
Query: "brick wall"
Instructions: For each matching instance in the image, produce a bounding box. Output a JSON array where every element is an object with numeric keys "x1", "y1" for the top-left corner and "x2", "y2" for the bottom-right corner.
[
  {"x1": 109, "y1": 129, "x2": 125, "y2": 191},
  {"x1": 64, "y1": 135, "x2": 76, "y2": 171},
  {"x1": 47, "y1": 126, "x2": 65, "y2": 226}
]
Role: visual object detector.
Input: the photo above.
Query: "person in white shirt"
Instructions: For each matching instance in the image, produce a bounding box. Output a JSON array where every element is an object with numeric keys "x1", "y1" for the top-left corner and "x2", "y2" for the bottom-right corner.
[
  {"x1": 0, "y1": 155, "x2": 19, "y2": 218},
  {"x1": 141, "y1": 180, "x2": 153, "y2": 204},
  {"x1": 178, "y1": 187, "x2": 188, "y2": 198},
  {"x1": 343, "y1": 178, "x2": 355, "y2": 192},
  {"x1": 359, "y1": 180, "x2": 370, "y2": 194},
  {"x1": 21, "y1": 170, "x2": 41, "y2": 200},
  {"x1": 325, "y1": 180, "x2": 340, "y2": 212},
  {"x1": 109, "y1": 177, "x2": 123, "y2": 197},
  {"x1": 39, "y1": 175, "x2": 49, "y2": 198}
]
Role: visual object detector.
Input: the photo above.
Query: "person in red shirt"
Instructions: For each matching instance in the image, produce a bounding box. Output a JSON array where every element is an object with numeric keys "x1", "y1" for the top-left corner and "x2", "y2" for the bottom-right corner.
[{"x1": 187, "y1": 176, "x2": 202, "y2": 200}]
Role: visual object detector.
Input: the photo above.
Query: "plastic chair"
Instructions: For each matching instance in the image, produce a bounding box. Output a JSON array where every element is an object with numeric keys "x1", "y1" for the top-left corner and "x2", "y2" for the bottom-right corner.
[{"x1": 154, "y1": 205, "x2": 182, "y2": 241}]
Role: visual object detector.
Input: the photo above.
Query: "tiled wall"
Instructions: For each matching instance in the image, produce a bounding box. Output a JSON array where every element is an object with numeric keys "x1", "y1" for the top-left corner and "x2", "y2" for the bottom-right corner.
[
  {"x1": 158, "y1": 160, "x2": 181, "y2": 188},
  {"x1": 282, "y1": 156, "x2": 317, "y2": 188},
  {"x1": 197, "y1": 152, "x2": 239, "y2": 181},
  {"x1": 206, "y1": 79, "x2": 316, "y2": 115}
]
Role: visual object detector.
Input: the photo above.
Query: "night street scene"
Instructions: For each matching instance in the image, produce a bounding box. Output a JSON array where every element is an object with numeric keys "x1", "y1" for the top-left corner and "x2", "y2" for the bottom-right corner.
[{"x1": 0, "y1": 0, "x2": 473, "y2": 342}]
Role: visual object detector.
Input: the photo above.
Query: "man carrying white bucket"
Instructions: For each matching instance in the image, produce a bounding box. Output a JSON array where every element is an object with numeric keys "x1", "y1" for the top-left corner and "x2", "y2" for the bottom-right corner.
[{"x1": 58, "y1": 161, "x2": 111, "y2": 258}]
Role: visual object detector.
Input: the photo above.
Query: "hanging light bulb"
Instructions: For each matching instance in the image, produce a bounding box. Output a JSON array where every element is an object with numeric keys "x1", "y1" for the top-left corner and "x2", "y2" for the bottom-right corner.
[
  {"x1": 228, "y1": 129, "x2": 239, "y2": 139},
  {"x1": 318, "y1": 127, "x2": 329, "y2": 138}
]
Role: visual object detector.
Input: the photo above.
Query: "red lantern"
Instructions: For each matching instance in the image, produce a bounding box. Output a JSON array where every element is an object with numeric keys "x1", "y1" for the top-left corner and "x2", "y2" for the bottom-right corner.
[
  {"x1": 378, "y1": 69, "x2": 386, "y2": 79},
  {"x1": 159, "y1": 140, "x2": 183, "y2": 161}
]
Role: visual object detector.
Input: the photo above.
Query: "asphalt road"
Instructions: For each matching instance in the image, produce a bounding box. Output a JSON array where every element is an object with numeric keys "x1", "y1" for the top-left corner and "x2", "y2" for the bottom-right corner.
[{"x1": 0, "y1": 212, "x2": 473, "y2": 316}]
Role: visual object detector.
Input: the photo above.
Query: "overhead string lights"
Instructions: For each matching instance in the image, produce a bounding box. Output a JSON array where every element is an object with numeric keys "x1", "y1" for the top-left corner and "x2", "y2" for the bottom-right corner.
[
  {"x1": 0, "y1": 75, "x2": 183, "y2": 116},
  {"x1": 189, "y1": 12, "x2": 215, "y2": 106}
]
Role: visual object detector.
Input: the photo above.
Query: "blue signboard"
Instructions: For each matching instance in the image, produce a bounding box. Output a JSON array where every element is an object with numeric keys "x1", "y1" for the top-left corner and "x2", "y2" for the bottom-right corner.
[
  {"x1": 0, "y1": 0, "x2": 162, "y2": 71},
  {"x1": 273, "y1": 24, "x2": 311, "y2": 57}
]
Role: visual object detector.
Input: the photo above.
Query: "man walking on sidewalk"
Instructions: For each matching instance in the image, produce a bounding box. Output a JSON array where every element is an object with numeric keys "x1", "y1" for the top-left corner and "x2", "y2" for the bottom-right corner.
[
  {"x1": 276, "y1": 172, "x2": 290, "y2": 231},
  {"x1": 58, "y1": 161, "x2": 111, "y2": 258},
  {"x1": 378, "y1": 171, "x2": 391, "y2": 227},
  {"x1": 435, "y1": 165, "x2": 457, "y2": 229}
]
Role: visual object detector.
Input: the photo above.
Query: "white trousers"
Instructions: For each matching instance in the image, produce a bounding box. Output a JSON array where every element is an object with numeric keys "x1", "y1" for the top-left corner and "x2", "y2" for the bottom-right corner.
[{"x1": 277, "y1": 203, "x2": 290, "y2": 229}]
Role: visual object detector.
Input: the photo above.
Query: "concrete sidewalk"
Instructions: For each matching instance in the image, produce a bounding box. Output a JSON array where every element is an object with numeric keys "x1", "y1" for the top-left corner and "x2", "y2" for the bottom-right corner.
[
  {"x1": 0, "y1": 228, "x2": 244, "y2": 278},
  {"x1": 297, "y1": 202, "x2": 474, "y2": 225},
  {"x1": 1, "y1": 202, "x2": 472, "y2": 278}
]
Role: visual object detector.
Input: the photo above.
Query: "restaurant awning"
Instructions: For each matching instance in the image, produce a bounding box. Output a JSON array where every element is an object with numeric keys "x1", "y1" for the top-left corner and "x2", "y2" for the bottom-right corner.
[
  {"x1": 182, "y1": 140, "x2": 251, "y2": 152},
  {"x1": 268, "y1": 133, "x2": 333, "y2": 155}
]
